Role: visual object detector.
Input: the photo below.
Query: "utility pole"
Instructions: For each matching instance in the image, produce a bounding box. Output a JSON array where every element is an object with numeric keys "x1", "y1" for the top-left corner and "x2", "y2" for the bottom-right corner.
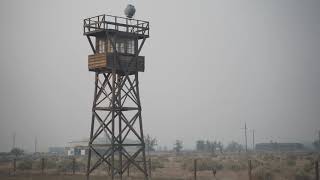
[
  {"x1": 34, "y1": 137, "x2": 37, "y2": 153},
  {"x1": 12, "y1": 132, "x2": 16, "y2": 150},
  {"x1": 244, "y1": 123, "x2": 248, "y2": 153},
  {"x1": 251, "y1": 130, "x2": 255, "y2": 151}
]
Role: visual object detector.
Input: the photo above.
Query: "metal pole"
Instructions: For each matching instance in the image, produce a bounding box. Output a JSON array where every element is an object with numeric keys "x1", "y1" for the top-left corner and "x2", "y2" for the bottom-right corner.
[
  {"x1": 316, "y1": 160, "x2": 319, "y2": 180},
  {"x1": 194, "y1": 159, "x2": 197, "y2": 180},
  {"x1": 248, "y1": 160, "x2": 252, "y2": 180}
]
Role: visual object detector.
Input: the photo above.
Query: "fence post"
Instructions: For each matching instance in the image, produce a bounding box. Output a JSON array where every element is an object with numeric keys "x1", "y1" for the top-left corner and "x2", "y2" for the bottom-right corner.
[
  {"x1": 127, "y1": 164, "x2": 130, "y2": 177},
  {"x1": 41, "y1": 158, "x2": 45, "y2": 174},
  {"x1": 248, "y1": 159, "x2": 252, "y2": 180},
  {"x1": 194, "y1": 159, "x2": 197, "y2": 180},
  {"x1": 72, "y1": 157, "x2": 76, "y2": 175},
  {"x1": 13, "y1": 159, "x2": 16, "y2": 175},
  {"x1": 148, "y1": 158, "x2": 152, "y2": 179},
  {"x1": 316, "y1": 160, "x2": 319, "y2": 180},
  {"x1": 108, "y1": 157, "x2": 111, "y2": 175}
]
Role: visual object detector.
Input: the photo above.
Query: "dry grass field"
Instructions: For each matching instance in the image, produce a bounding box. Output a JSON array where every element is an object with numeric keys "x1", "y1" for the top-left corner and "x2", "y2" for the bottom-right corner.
[{"x1": 0, "y1": 152, "x2": 319, "y2": 180}]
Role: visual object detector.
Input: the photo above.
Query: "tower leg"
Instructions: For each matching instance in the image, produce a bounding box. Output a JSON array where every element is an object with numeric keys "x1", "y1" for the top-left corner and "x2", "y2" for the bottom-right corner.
[
  {"x1": 118, "y1": 75, "x2": 123, "y2": 180},
  {"x1": 86, "y1": 73, "x2": 99, "y2": 180},
  {"x1": 136, "y1": 73, "x2": 149, "y2": 180},
  {"x1": 86, "y1": 72, "x2": 149, "y2": 179},
  {"x1": 111, "y1": 71, "x2": 116, "y2": 180}
]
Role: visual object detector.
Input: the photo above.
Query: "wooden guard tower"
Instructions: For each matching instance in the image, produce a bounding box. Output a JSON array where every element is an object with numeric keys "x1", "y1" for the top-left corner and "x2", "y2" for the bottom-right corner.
[{"x1": 83, "y1": 14, "x2": 149, "y2": 180}]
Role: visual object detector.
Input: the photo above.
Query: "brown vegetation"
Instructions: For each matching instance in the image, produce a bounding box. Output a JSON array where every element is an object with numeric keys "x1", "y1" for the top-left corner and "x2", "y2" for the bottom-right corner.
[{"x1": 0, "y1": 152, "x2": 318, "y2": 180}]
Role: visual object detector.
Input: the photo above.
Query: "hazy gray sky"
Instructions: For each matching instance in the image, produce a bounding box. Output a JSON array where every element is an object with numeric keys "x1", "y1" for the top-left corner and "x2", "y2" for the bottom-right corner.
[{"x1": 0, "y1": 0, "x2": 320, "y2": 152}]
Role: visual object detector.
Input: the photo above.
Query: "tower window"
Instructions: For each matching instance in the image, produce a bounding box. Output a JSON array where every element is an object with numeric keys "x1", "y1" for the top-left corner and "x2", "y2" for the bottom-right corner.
[
  {"x1": 98, "y1": 39, "x2": 105, "y2": 53},
  {"x1": 127, "y1": 40, "x2": 134, "y2": 54},
  {"x1": 95, "y1": 38, "x2": 135, "y2": 54},
  {"x1": 107, "y1": 40, "x2": 113, "y2": 53},
  {"x1": 116, "y1": 41, "x2": 125, "y2": 53}
]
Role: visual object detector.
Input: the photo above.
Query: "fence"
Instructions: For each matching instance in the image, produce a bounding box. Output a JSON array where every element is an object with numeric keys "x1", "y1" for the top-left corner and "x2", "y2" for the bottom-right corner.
[
  {"x1": 191, "y1": 153, "x2": 319, "y2": 180},
  {"x1": 4, "y1": 156, "x2": 86, "y2": 176},
  {"x1": 0, "y1": 153, "x2": 319, "y2": 180}
]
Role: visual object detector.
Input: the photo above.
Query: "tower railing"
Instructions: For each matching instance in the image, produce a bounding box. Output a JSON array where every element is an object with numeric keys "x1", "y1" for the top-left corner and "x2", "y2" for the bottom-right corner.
[{"x1": 83, "y1": 14, "x2": 149, "y2": 36}]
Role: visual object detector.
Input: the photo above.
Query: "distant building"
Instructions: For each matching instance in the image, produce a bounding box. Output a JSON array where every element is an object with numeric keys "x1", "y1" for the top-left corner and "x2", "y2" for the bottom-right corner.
[
  {"x1": 48, "y1": 147, "x2": 65, "y2": 155},
  {"x1": 66, "y1": 147, "x2": 88, "y2": 156},
  {"x1": 66, "y1": 139, "x2": 88, "y2": 156},
  {"x1": 66, "y1": 138, "x2": 139, "y2": 156},
  {"x1": 256, "y1": 142, "x2": 304, "y2": 152}
]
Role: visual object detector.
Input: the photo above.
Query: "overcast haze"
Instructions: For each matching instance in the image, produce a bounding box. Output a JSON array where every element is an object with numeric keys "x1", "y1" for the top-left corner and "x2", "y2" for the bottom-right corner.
[{"x1": 0, "y1": 0, "x2": 320, "y2": 152}]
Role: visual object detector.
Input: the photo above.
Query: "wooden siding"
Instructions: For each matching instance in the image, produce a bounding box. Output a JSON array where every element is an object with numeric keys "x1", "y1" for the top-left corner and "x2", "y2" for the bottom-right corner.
[
  {"x1": 88, "y1": 53, "x2": 107, "y2": 70},
  {"x1": 88, "y1": 53, "x2": 145, "y2": 73}
]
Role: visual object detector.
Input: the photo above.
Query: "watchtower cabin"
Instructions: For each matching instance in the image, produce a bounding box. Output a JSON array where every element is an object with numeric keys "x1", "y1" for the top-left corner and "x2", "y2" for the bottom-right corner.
[{"x1": 83, "y1": 15, "x2": 149, "y2": 75}]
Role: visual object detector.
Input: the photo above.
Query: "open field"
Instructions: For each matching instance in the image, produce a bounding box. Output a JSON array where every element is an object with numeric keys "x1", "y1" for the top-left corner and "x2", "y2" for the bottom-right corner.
[{"x1": 0, "y1": 152, "x2": 319, "y2": 180}]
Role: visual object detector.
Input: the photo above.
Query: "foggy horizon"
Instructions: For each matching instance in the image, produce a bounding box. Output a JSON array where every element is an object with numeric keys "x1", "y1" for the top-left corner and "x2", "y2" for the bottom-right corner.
[{"x1": 1, "y1": 0, "x2": 320, "y2": 153}]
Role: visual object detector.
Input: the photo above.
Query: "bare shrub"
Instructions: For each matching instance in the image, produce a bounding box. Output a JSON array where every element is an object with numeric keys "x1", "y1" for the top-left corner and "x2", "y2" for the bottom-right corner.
[
  {"x1": 294, "y1": 170, "x2": 310, "y2": 180},
  {"x1": 252, "y1": 167, "x2": 274, "y2": 180},
  {"x1": 17, "y1": 159, "x2": 32, "y2": 170},
  {"x1": 151, "y1": 159, "x2": 164, "y2": 170},
  {"x1": 286, "y1": 159, "x2": 296, "y2": 167}
]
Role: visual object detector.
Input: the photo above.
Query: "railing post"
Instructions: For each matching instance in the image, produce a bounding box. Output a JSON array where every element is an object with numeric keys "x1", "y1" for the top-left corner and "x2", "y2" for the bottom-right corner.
[
  {"x1": 137, "y1": 20, "x2": 139, "y2": 33},
  {"x1": 316, "y1": 160, "x2": 319, "y2": 180},
  {"x1": 83, "y1": 19, "x2": 85, "y2": 34},
  {"x1": 89, "y1": 19, "x2": 91, "y2": 32},
  {"x1": 248, "y1": 160, "x2": 252, "y2": 180},
  {"x1": 104, "y1": 15, "x2": 106, "y2": 29},
  {"x1": 126, "y1": 19, "x2": 128, "y2": 32},
  {"x1": 194, "y1": 159, "x2": 197, "y2": 180},
  {"x1": 98, "y1": 16, "x2": 100, "y2": 28}
]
